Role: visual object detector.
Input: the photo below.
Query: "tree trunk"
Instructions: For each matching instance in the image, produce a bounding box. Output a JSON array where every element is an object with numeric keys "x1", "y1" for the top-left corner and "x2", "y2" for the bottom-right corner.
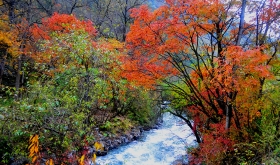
[
  {"x1": 15, "y1": 54, "x2": 22, "y2": 100},
  {"x1": 225, "y1": 0, "x2": 246, "y2": 130},
  {"x1": 0, "y1": 53, "x2": 6, "y2": 85},
  {"x1": 225, "y1": 98, "x2": 232, "y2": 130},
  {"x1": 169, "y1": 111, "x2": 202, "y2": 143},
  {"x1": 7, "y1": 0, "x2": 16, "y2": 24},
  {"x1": 236, "y1": 0, "x2": 247, "y2": 46}
]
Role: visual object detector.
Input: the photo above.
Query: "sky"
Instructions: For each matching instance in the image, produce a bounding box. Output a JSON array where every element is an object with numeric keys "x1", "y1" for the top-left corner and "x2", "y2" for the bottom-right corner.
[{"x1": 147, "y1": 0, "x2": 164, "y2": 9}]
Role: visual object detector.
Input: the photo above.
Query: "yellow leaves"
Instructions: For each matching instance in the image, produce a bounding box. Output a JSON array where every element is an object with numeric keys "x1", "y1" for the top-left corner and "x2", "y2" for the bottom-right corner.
[
  {"x1": 92, "y1": 141, "x2": 104, "y2": 165},
  {"x1": 0, "y1": 17, "x2": 17, "y2": 53},
  {"x1": 92, "y1": 153, "x2": 97, "y2": 165},
  {"x1": 94, "y1": 141, "x2": 104, "y2": 151},
  {"x1": 0, "y1": 15, "x2": 22, "y2": 58},
  {"x1": 0, "y1": 31, "x2": 13, "y2": 48},
  {"x1": 67, "y1": 142, "x2": 104, "y2": 165},
  {"x1": 108, "y1": 38, "x2": 124, "y2": 50},
  {"x1": 79, "y1": 154, "x2": 85, "y2": 165},
  {"x1": 28, "y1": 134, "x2": 39, "y2": 163},
  {"x1": 0, "y1": 15, "x2": 10, "y2": 31},
  {"x1": 46, "y1": 159, "x2": 54, "y2": 165},
  {"x1": 27, "y1": 134, "x2": 95, "y2": 165},
  {"x1": 96, "y1": 38, "x2": 124, "y2": 52}
]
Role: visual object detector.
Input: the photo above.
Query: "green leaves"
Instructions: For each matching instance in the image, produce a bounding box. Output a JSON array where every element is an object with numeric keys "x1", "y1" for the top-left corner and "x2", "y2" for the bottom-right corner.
[{"x1": 0, "y1": 12, "x2": 160, "y2": 164}]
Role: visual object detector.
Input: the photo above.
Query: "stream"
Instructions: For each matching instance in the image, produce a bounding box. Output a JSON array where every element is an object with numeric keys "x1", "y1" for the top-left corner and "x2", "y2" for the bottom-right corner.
[{"x1": 95, "y1": 113, "x2": 196, "y2": 165}]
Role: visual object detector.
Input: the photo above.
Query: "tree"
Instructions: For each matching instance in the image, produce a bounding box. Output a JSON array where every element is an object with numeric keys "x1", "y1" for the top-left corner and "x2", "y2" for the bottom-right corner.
[
  {"x1": 30, "y1": 11, "x2": 158, "y2": 128},
  {"x1": 0, "y1": 0, "x2": 31, "y2": 100},
  {"x1": 0, "y1": 13, "x2": 132, "y2": 164},
  {"x1": 124, "y1": 0, "x2": 279, "y2": 163},
  {"x1": 84, "y1": 0, "x2": 147, "y2": 41},
  {"x1": 0, "y1": 12, "x2": 13, "y2": 86}
]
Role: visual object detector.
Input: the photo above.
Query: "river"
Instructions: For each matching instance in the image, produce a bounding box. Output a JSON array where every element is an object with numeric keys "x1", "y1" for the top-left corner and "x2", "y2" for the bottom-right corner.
[{"x1": 95, "y1": 113, "x2": 196, "y2": 165}]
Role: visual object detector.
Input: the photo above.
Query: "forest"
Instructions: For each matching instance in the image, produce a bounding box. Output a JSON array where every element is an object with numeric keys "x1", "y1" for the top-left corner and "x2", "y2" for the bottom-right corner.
[{"x1": 0, "y1": 0, "x2": 279, "y2": 164}]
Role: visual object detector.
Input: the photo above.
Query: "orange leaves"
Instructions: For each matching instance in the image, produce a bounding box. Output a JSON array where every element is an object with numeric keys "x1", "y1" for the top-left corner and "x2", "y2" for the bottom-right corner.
[
  {"x1": 194, "y1": 46, "x2": 273, "y2": 94},
  {"x1": 121, "y1": 58, "x2": 156, "y2": 88},
  {"x1": 126, "y1": 0, "x2": 231, "y2": 89},
  {"x1": 127, "y1": 1, "x2": 277, "y2": 164},
  {"x1": 219, "y1": 46, "x2": 272, "y2": 90},
  {"x1": 127, "y1": 0, "x2": 275, "y2": 109},
  {"x1": 187, "y1": 44, "x2": 273, "y2": 134},
  {"x1": 121, "y1": 53, "x2": 178, "y2": 89},
  {"x1": 130, "y1": 5, "x2": 152, "y2": 22}
]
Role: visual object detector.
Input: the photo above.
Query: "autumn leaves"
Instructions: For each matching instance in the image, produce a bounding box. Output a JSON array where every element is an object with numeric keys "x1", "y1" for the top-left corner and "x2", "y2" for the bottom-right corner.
[
  {"x1": 125, "y1": 0, "x2": 280, "y2": 164},
  {"x1": 1, "y1": 0, "x2": 280, "y2": 164}
]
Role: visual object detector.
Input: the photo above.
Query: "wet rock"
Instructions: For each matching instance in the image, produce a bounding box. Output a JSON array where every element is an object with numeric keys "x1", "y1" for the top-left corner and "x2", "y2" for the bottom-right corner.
[
  {"x1": 151, "y1": 125, "x2": 160, "y2": 129},
  {"x1": 94, "y1": 127, "x2": 143, "y2": 155},
  {"x1": 131, "y1": 128, "x2": 141, "y2": 140},
  {"x1": 8, "y1": 157, "x2": 30, "y2": 165},
  {"x1": 128, "y1": 134, "x2": 133, "y2": 140},
  {"x1": 171, "y1": 155, "x2": 189, "y2": 165},
  {"x1": 96, "y1": 150, "x2": 107, "y2": 156}
]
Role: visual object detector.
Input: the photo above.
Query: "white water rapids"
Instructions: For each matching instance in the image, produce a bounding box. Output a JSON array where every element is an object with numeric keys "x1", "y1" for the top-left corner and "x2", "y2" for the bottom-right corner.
[{"x1": 95, "y1": 113, "x2": 196, "y2": 165}]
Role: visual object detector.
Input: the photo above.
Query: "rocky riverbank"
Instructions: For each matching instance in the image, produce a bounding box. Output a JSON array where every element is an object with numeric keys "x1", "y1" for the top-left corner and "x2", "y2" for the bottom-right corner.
[
  {"x1": 95, "y1": 113, "x2": 195, "y2": 165},
  {"x1": 93, "y1": 123, "x2": 162, "y2": 156},
  {"x1": 93, "y1": 127, "x2": 142, "y2": 156}
]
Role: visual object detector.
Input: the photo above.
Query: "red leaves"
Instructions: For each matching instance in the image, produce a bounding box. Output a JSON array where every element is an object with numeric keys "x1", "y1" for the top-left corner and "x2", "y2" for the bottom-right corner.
[
  {"x1": 125, "y1": 0, "x2": 278, "y2": 164},
  {"x1": 43, "y1": 13, "x2": 96, "y2": 36},
  {"x1": 29, "y1": 13, "x2": 99, "y2": 73},
  {"x1": 31, "y1": 24, "x2": 51, "y2": 40},
  {"x1": 31, "y1": 13, "x2": 97, "y2": 41},
  {"x1": 189, "y1": 122, "x2": 235, "y2": 165},
  {"x1": 189, "y1": 131, "x2": 234, "y2": 164}
]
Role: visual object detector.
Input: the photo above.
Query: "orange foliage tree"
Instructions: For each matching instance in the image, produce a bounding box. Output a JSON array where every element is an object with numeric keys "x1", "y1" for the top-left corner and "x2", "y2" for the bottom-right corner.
[
  {"x1": 124, "y1": 0, "x2": 279, "y2": 163},
  {"x1": 19, "y1": 13, "x2": 130, "y2": 164},
  {"x1": 30, "y1": 12, "x2": 97, "y2": 67},
  {"x1": 30, "y1": 13, "x2": 130, "y2": 122}
]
